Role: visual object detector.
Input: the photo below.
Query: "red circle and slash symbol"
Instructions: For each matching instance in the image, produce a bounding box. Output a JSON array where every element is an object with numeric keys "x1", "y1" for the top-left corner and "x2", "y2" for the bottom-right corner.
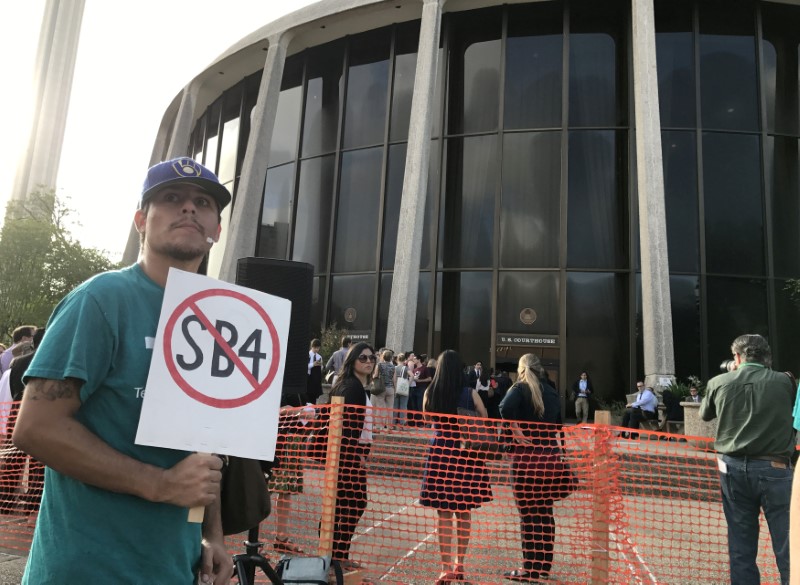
[{"x1": 163, "y1": 289, "x2": 280, "y2": 408}]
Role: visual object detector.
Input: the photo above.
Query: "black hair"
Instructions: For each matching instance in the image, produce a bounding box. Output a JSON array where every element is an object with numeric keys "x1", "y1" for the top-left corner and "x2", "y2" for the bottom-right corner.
[
  {"x1": 425, "y1": 350, "x2": 465, "y2": 415},
  {"x1": 331, "y1": 341, "x2": 375, "y2": 395}
]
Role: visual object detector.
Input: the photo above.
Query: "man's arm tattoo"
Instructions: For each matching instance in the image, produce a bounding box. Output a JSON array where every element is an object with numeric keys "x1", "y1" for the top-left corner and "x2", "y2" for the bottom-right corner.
[{"x1": 28, "y1": 379, "x2": 78, "y2": 401}]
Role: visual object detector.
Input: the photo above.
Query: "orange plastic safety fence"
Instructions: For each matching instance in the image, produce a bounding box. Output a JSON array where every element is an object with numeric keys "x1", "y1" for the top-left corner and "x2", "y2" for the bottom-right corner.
[
  {"x1": 0, "y1": 402, "x2": 43, "y2": 554},
  {"x1": 0, "y1": 401, "x2": 788, "y2": 584}
]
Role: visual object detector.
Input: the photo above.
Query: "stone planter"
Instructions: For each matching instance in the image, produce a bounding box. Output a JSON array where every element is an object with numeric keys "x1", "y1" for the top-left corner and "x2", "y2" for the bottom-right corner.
[{"x1": 681, "y1": 402, "x2": 717, "y2": 448}]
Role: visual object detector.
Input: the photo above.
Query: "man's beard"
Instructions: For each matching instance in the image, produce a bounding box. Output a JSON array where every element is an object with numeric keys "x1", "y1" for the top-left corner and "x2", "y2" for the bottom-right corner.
[{"x1": 152, "y1": 240, "x2": 207, "y2": 262}]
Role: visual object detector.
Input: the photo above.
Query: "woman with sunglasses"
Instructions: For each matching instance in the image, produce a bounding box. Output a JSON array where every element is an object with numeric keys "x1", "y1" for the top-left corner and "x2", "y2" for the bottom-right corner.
[
  {"x1": 328, "y1": 341, "x2": 377, "y2": 572},
  {"x1": 420, "y1": 350, "x2": 492, "y2": 584}
]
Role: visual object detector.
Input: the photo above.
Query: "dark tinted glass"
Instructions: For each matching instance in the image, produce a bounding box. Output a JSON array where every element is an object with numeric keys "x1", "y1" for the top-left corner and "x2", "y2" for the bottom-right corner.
[
  {"x1": 269, "y1": 55, "x2": 304, "y2": 166},
  {"x1": 668, "y1": 275, "x2": 701, "y2": 378},
  {"x1": 702, "y1": 132, "x2": 764, "y2": 275},
  {"x1": 310, "y1": 276, "x2": 325, "y2": 337},
  {"x1": 414, "y1": 273, "x2": 431, "y2": 354},
  {"x1": 302, "y1": 41, "x2": 344, "y2": 157},
  {"x1": 204, "y1": 101, "x2": 221, "y2": 172},
  {"x1": 498, "y1": 272, "x2": 559, "y2": 334},
  {"x1": 654, "y1": 0, "x2": 695, "y2": 128},
  {"x1": 343, "y1": 29, "x2": 391, "y2": 149},
  {"x1": 333, "y1": 147, "x2": 383, "y2": 273},
  {"x1": 698, "y1": 1, "x2": 758, "y2": 131},
  {"x1": 501, "y1": 132, "x2": 561, "y2": 268},
  {"x1": 706, "y1": 277, "x2": 767, "y2": 374},
  {"x1": 441, "y1": 136, "x2": 498, "y2": 268},
  {"x1": 662, "y1": 131, "x2": 699, "y2": 273},
  {"x1": 258, "y1": 163, "x2": 294, "y2": 259},
  {"x1": 438, "y1": 271, "x2": 492, "y2": 365},
  {"x1": 330, "y1": 274, "x2": 376, "y2": 332},
  {"x1": 377, "y1": 273, "x2": 392, "y2": 348},
  {"x1": 446, "y1": 8, "x2": 501, "y2": 135},
  {"x1": 761, "y1": 3, "x2": 800, "y2": 136},
  {"x1": 567, "y1": 131, "x2": 627, "y2": 269},
  {"x1": 376, "y1": 273, "x2": 431, "y2": 353},
  {"x1": 566, "y1": 272, "x2": 628, "y2": 403},
  {"x1": 293, "y1": 156, "x2": 335, "y2": 273},
  {"x1": 390, "y1": 21, "x2": 421, "y2": 142},
  {"x1": 504, "y1": 2, "x2": 563, "y2": 130},
  {"x1": 381, "y1": 144, "x2": 407, "y2": 270},
  {"x1": 569, "y1": 0, "x2": 627, "y2": 127},
  {"x1": 421, "y1": 141, "x2": 440, "y2": 270},
  {"x1": 774, "y1": 281, "x2": 800, "y2": 373},
  {"x1": 769, "y1": 137, "x2": 800, "y2": 277}
]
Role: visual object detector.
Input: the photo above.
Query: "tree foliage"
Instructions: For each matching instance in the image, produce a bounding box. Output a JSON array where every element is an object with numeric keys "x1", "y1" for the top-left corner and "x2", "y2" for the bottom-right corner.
[
  {"x1": 320, "y1": 323, "x2": 350, "y2": 364},
  {"x1": 0, "y1": 189, "x2": 120, "y2": 341}
]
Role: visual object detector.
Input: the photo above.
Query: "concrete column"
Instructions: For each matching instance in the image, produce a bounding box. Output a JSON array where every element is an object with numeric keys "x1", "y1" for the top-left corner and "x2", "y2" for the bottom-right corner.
[
  {"x1": 631, "y1": 0, "x2": 675, "y2": 390},
  {"x1": 218, "y1": 32, "x2": 292, "y2": 284},
  {"x1": 121, "y1": 86, "x2": 200, "y2": 265},
  {"x1": 385, "y1": 0, "x2": 444, "y2": 352},
  {"x1": 166, "y1": 84, "x2": 200, "y2": 159},
  {"x1": 11, "y1": 0, "x2": 85, "y2": 202}
]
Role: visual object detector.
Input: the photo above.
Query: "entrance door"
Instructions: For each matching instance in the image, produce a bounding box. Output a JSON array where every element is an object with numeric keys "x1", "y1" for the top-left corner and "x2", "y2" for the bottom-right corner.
[{"x1": 494, "y1": 346, "x2": 560, "y2": 390}]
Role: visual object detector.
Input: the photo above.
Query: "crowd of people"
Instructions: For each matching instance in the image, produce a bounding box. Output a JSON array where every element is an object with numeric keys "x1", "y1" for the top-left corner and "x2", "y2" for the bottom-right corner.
[
  {"x1": 305, "y1": 343, "x2": 569, "y2": 584},
  {"x1": 3, "y1": 155, "x2": 797, "y2": 584}
]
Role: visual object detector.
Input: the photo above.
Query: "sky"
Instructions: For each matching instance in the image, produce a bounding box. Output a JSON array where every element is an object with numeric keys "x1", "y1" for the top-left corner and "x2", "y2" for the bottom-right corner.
[{"x1": 0, "y1": 0, "x2": 319, "y2": 261}]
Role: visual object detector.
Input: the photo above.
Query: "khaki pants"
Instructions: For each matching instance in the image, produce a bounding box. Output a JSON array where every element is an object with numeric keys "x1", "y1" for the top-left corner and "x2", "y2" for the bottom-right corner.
[{"x1": 575, "y1": 397, "x2": 590, "y2": 423}]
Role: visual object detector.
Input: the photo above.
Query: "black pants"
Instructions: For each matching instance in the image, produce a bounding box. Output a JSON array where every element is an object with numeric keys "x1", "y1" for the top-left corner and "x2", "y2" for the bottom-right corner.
[
  {"x1": 332, "y1": 459, "x2": 367, "y2": 561},
  {"x1": 511, "y1": 454, "x2": 557, "y2": 576},
  {"x1": 622, "y1": 407, "x2": 657, "y2": 430}
]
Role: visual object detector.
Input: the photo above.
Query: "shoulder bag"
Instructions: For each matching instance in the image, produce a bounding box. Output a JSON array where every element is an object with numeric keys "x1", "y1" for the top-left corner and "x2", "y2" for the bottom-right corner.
[
  {"x1": 220, "y1": 456, "x2": 271, "y2": 535},
  {"x1": 457, "y1": 388, "x2": 501, "y2": 460},
  {"x1": 371, "y1": 364, "x2": 387, "y2": 396},
  {"x1": 395, "y1": 366, "x2": 410, "y2": 397}
]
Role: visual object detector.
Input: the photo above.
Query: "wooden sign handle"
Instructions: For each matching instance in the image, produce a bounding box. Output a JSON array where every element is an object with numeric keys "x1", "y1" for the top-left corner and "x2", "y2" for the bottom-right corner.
[{"x1": 188, "y1": 452, "x2": 210, "y2": 523}]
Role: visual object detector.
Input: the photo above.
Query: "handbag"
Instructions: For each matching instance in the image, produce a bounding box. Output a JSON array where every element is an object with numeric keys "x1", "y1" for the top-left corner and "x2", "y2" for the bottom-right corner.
[
  {"x1": 548, "y1": 453, "x2": 579, "y2": 501},
  {"x1": 457, "y1": 405, "x2": 502, "y2": 460},
  {"x1": 371, "y1": 372, "x2": 386, "y2": 396},
  {"x1": 395, "y1": 366, "x2": 410, "y2": 397},
  {"x1": 276, "y1": 555, "x2": 344, "y2": 585},
  {"x1": 220, "y1": 456, "x2": 271, "y2": 535}
]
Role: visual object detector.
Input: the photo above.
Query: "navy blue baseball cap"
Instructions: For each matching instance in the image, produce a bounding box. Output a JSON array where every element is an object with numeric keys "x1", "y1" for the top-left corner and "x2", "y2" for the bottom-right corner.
[{"x1": 140, "y1": 157, "x2": 232, "y2": 211}]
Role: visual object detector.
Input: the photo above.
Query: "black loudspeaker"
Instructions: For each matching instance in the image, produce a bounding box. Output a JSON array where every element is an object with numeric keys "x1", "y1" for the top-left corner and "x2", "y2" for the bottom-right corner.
[{"x1": 236, "y1": 257, "x2": 314, "y2": 408}]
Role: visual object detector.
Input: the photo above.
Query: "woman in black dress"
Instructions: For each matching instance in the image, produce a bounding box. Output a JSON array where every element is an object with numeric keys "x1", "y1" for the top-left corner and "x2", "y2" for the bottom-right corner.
[
  {"x1": 499, "y1": 353, "x2": 565, "y2": 582},
  {"x1": 420, "y1": 350, "x2": 492, "y2": 584},
  {"x1": 328, "y1": 341, "x2": 376, "y2": 571}
]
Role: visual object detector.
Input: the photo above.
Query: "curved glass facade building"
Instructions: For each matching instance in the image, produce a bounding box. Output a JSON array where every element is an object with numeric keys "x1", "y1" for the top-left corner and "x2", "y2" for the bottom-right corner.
[{"x1": 147, "y1": 0, "x2": 800, "y2": 403}]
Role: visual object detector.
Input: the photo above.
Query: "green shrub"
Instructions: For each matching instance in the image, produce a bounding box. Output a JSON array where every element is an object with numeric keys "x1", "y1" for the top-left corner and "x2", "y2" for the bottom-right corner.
[{"x1": 320, "y1": 323, "x2": 349, "y2": 364}]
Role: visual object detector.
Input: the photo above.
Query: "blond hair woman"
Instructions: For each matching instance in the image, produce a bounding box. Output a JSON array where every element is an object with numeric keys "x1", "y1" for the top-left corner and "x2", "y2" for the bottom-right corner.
[{"x1": 498, "y1": 353, "x2": 564, "y2": 582}]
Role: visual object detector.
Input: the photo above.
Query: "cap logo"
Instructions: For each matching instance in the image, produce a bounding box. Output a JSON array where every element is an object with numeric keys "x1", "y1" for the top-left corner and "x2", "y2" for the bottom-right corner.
[{"x1": 172, "y1": 158, "x2": 203, "y2": 178}]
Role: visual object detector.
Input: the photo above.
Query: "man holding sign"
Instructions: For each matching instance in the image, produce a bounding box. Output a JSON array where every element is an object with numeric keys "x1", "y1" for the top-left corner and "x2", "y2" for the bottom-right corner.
[{"x1": 13, "y1": 158, "x2": 234, "y2": 584}]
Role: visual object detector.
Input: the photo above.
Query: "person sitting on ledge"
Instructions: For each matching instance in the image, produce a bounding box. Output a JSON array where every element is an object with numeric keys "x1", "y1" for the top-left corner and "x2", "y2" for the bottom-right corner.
[{"x1": 621, "y1": 381, "x2": 658, "y2": 438}]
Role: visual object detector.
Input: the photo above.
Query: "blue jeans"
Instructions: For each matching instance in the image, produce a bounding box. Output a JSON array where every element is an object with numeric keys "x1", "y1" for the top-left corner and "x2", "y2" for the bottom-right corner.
[
  {"x1": 393, "y1": 392, "x2": 409, "y2": 424},
  {"x1": 719, "y1": 455, "x2": 792, "y2": 585}
]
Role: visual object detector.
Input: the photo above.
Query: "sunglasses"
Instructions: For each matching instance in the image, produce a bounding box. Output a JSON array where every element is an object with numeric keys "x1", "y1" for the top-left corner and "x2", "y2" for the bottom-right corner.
[{"x1": 357, "y1": 354, "x2": 377, "y2": 363}]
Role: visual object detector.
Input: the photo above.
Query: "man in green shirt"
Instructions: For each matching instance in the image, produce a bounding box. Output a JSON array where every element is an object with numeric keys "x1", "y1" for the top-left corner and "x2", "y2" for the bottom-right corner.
[
  {"x1": 13, "y1": 158, "x2": 233, "y2": 584},
  {"x1": 700, "y1": 333, "x2": 794, "y2": 585}
]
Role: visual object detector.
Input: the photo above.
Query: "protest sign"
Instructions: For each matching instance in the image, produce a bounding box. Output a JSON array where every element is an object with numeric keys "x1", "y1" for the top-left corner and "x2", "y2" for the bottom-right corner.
[{"x1": 135, "y1": 268, "x2": 290, "y2": 461}]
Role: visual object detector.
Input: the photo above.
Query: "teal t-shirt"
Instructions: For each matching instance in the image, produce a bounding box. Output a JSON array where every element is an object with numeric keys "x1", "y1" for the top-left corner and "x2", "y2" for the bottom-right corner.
[{"x1": 22, "y1": 264, "x2": 201, "y2": 584}]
